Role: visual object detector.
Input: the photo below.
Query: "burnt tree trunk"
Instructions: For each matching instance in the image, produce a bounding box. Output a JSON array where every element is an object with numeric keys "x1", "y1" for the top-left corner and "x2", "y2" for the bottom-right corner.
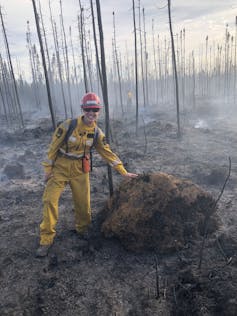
[
  {"x1": 95, "y1": 0, "x2": 113, "y2": 196},
  {"x1": 90, "y1": 0, "x2": 103, "y2": 88},
  {"x1": 78, "y1": 0, "x2": 89, "y2": 93},
  {"x1": 32, "y1": 0, "x2": 56, "y2": 129},
  {"x1": 132, "y1": 0, "x2": 139, "y2": 136},
  {"x1": 59, "y1": 0, "x2": 73, "y2": 117},
  {"x1": 112, "y1": 11, "x2": 124, "y2": 115},
  {"x1": 0, "y1": 7, "x2": 24, "y2": 128},
  {"x1": 168, "y1": 0, "x2": 181, "y2": 137},
  {"x1": 49, "y1": 0, "x2": 68, "y2": 118}
]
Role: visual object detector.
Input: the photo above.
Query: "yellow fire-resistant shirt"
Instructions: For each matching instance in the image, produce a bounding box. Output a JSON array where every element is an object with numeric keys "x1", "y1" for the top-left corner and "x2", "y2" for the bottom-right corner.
[{"x1": 42, "y1": 116, "x2": 127, "y2": 176}]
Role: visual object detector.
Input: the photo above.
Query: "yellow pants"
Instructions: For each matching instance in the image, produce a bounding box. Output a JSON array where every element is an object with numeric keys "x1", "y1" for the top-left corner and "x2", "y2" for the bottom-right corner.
[{"x1": 40, "y1": 158, "x2": 91, "y2": 245}]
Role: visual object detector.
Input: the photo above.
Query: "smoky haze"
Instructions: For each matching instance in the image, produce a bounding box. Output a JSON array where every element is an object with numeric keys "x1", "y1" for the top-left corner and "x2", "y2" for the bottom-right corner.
[{"x1": 0, "y1": 0, "x2": 236, "y2": 132}]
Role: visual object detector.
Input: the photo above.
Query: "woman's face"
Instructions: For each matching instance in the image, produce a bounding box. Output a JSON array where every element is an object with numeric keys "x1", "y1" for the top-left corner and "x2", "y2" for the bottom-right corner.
[{"x1": 83, "y1": 108, "x2": 100, "y2": 125}]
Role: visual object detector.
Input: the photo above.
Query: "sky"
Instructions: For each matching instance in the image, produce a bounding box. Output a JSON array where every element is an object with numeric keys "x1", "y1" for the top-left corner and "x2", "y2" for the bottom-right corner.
[{"x1": 0, "y1": 0, "x2": 237, "y2": 80}]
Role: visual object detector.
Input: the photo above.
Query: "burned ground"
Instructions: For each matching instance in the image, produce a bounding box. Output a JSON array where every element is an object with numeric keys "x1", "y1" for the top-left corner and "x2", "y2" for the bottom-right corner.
[{"x1": 0, "y1": 101, "x2": 237, "y2": 315}]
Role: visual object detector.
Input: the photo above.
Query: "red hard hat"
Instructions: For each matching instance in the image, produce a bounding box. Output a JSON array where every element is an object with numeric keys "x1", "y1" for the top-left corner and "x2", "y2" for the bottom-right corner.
[{"x1": 81, "y1": 92, "x2": 103, "y2": 108}]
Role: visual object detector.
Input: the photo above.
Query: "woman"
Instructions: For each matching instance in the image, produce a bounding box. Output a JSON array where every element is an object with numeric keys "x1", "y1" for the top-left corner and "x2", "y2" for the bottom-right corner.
[{"x1": 36, "y1": 92, "x2": 137, "y2": 257}]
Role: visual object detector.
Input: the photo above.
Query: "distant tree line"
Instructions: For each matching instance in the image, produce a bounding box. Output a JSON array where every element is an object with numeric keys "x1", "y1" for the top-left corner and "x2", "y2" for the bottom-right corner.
[{"x1": 0, "y1": 1, "x2": 236, "y2": 132}]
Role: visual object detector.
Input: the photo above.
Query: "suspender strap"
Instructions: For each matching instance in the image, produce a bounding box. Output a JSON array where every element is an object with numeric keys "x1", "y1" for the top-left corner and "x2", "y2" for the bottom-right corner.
[{"x1": 64, "y1": 118, "x2": 78, "y2": 153}]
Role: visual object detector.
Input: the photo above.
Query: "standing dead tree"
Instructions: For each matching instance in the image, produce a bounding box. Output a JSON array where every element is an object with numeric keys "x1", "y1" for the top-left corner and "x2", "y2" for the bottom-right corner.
[
  {"x1": 142, "y1": 7, "x2": 149, "y2": 106},
  {"x1": 95, "y1": 0, "x2": 113, "y2": 196},
  {"x1": 181, "y1": 29, "x2": 186, "y2": 108},
  {"x1": 90, "y1": 0, "x2": 103, "y2": 88},
  {"x1": 138, "y1": 0, "x2": 146, "y2": 108},
  {"x1": 111, "y1": 47, "x2": 119, "y2": 113},
  {"x1": 49, "y1": 0, "x2": 67, "y2": 119},
  {"x1": 112, "y1": 11, "x2": 124, "y2": 115},
  {"x1": 234, "y1": 16, "x2": 237, "y2": 105},
  {"x1": 69, "y1": 26, "x2": 81, "y2": 102},
  {"x1": 132, "y1": 0, "x2": 139, "y2": 136},
  {"x1": 205, "y1": 35, "x2": 209, "y2": 96},
  {"x1": 26, "y1": 21, "x2": 41, "y2": 109},
  {"x1": 191, "y1": 51, "x2": 196, "y2": 108},
  {"x1": 167, "y1": 0, "x2": 180, "y2": 137},
  {"x1": 32, "y1": 0, "x2": 56, "y2": 129},
  {"x1": 0, "y1": 54, "x2": 11, "y2": 125},
  {"x1": 157, "y1": 34, "x2": 164, "y2": 103},
  {"x1": 152, "y1": 20, "x2": 158, "y2": 104},
  {"x1": 78, "y1": 0, "x2": 89, "y2": 93},
  {"x1": 224, "y1": 25, "x2": 230, "y2": 103},
  {"x1": 124, "y1": 42, "x2": 133, "y2": 105},
  {"x1": 0, "y1": 7, "x2": 24, "y2": 128},
  {"x1": 0, "y1": 54, "x2": 16, "y2": 118},
  {"x1": 38, "y1": 1, "x2": 55, "y2": 112},
  {"x1": 59, "y1": 0, "x2": 73, "y2": 117}
]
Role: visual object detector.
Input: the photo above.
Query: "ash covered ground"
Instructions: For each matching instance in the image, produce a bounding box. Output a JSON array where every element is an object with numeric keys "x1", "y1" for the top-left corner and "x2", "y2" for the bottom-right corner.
[{"x1": 0, "y1": 99, "x2": 237, "y2": 316}]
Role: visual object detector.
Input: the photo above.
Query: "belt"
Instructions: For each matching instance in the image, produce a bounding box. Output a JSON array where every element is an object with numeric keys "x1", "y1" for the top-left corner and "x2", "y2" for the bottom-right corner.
[{"x1": 58, "y1": 150, "x2": 84, "y2": 160}]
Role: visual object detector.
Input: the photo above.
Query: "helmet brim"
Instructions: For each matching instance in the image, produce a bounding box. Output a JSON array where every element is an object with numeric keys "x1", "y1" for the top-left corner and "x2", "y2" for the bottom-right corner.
[{"x1": 81, "y1": 105, "x2": 103, "y2": 109}]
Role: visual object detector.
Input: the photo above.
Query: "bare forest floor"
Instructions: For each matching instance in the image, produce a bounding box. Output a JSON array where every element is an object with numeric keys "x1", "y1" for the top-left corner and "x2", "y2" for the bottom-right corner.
[{"x1": 0, "y1": 99, "x2": 237, "y2": 316}]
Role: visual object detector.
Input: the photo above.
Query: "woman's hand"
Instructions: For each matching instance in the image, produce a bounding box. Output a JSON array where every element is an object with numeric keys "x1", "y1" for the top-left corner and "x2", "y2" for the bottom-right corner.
[{"x1": 122, "y1": 172, "x2": 138, "y2": 178}]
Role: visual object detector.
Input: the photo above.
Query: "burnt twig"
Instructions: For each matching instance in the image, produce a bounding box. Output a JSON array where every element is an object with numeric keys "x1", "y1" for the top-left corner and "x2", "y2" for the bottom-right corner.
[
  {"x1": 173, "y1": 286, "x2": 177, "y2": 305},
  {"x1": 154, "y1": 255, "x2": 160, "y2": 299},
  {"x1": 216, "y1": 237, "x2": 233, "y2": 265},
  {"x1": 198, "y1": 157, "x2": 231, "y2": 269},
  {"x1": 163, "y1": 277, "x2": 167, "y2": 299},
  {"x1": 141, "y1": 115, "x2": 148, "y2": 154}
]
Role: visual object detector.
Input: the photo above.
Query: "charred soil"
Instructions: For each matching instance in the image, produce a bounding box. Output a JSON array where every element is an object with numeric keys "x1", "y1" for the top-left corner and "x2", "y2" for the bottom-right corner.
[{"x1": 0, "y1": 103, "x2": 237, "y2": 316}]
